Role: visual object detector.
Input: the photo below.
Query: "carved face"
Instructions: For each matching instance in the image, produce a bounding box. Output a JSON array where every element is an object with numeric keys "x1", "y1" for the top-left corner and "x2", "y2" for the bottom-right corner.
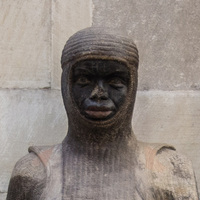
[{"x1": 72, "y1": 59, "x2": 130, "y2": 121}]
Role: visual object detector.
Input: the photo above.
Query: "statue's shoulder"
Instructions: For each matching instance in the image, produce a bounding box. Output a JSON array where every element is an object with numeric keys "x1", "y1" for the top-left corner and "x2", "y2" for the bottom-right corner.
[
  {"x1": 137, "y1": 141, "x2": 176, "y2": 168},
  {"x1": 137, "y1": 141, "x2": 199, "y2": 199},
  {"x1": 28, "y1": 144, "x2": 61, "y2": 165},
  {"x1": 137, "y1": 141, "x2": 195, "y2": 179},
  {"x1": 7, "y1": 144, "x2": 62, "y2": 200},
  {"x1": 11, "y1": 144, "x2": 61, "y2": 180}
]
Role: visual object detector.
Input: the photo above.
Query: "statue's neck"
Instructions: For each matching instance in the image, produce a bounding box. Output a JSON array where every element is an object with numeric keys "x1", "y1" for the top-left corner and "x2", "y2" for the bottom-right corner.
[
  {"x1": 61, "y1": 124, "x2": 139, "y2": 200},
  {"x1": 62, "y1": 122, "x2": 137, "y2": 154}
]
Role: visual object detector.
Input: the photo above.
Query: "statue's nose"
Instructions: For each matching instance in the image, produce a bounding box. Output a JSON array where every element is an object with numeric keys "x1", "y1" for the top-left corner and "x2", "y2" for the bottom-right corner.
[{"x1": 90, "y1": 80, "x2": 108, "y2": 100}]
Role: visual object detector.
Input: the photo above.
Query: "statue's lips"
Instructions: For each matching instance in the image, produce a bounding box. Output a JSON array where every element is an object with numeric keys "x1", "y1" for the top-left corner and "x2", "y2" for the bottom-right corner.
[{"x1": 85, "y1": 106, "x2": 113, "y2": 119}]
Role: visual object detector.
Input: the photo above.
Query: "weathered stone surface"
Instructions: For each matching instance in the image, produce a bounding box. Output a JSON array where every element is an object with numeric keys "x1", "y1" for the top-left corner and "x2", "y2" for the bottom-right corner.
[
  {"x1": 51, "y1": 0, "x2": 93, "y2": 89},
  {"x1": 0, "y1": 0, "x2": 51, "y2": 89},
  {"x1": 6, "y1": 24, "x2": 199, "y2": 197},
  {"x1": 0, "y1": 1, "x2": 93, "y2": 198},
  {"x1": 92, "y1": 0, "x2": 200, "y2": 91},
  {"x1": 0, "y1": 89, "x2": 67, "y2": 195},
  {"x1": 133, "y1": 91, "x2": 200, "y2": 192},
  {"x1": 1, "y1": 0, "x2": 200, "y2": 198},
  {"x1": 0, "y1": 194, "x2": 6, "y2": 200},
  {"x1": 0, "y1": 0, "x2": 93, "y2": 89},
  {"x1": 1, "y1": 90, "x2": 199, "y2": 196},
  {"x1": 92, "y1": 1, "x2": 200, "y2": 192}
]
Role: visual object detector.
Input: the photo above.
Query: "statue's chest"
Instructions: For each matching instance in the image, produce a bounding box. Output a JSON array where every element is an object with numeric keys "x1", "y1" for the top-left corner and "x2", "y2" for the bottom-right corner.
[{"x1": 62, "y1": 153, "x2": 143, "y2": 200}]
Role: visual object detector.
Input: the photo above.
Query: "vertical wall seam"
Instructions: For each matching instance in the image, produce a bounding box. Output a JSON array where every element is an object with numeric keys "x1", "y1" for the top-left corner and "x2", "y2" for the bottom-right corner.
[
  {"x1": 90, "y1": 0, "x2": 94, "y2": 26},
  {"x1": 49, "y1": 0, "x2": 53, "y2": 89}
]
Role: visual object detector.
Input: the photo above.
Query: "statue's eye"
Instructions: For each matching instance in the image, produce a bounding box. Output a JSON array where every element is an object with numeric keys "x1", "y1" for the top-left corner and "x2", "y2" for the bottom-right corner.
[
  {"x1": 76, "y1": 76, "x2": 90, "y2": 85},
  {"x1": 108, "y1": 77, "x2": 124, "y2": 88}
]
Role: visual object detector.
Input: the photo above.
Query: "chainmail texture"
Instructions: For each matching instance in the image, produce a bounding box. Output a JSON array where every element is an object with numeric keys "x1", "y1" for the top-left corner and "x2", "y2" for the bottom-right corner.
[{"x1": 61, "y1": 27, "x2": 139, "y2": 69}]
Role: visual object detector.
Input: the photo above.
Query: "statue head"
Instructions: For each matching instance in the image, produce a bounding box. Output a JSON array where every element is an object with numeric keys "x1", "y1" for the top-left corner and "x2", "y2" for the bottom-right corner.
[{"x1": 61, "y1": 27, "x2": 139, "y2": 138}]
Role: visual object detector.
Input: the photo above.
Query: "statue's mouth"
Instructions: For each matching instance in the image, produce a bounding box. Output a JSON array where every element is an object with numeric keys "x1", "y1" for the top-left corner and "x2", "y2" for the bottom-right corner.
[{"x1": 85, "y1": 106, "x2": 113, "y2": 119}]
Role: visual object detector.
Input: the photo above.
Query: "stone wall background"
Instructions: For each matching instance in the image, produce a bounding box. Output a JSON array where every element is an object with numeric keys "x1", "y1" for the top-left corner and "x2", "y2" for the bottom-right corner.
[
  {"x1": 92, "y1": 0, "x2": 200, "y2": 194},
  {"x1": 0, "y1": 0, "x2": 200, "y2": 198},
  {"x1": 0, "y1": 0, "x2": 92, "y2": 199}
]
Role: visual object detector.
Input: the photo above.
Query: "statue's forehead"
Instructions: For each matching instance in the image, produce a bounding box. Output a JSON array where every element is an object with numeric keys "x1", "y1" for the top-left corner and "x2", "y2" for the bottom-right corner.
[{"x1": 73, "y1": 59, "x2": 129, "y2": 76}]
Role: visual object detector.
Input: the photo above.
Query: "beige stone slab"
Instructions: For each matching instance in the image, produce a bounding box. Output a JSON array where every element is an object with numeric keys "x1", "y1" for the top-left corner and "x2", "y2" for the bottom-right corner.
[
  {"x1": 93, "y1": 0, "x2": 200, "y2": 91},
  {"x1": 0, "y1": 89, "x2": 67, "y2": 193},
  {"x1": 0, "y1": 193, "x2": 6, "y2": 200},
  {"x1": 51, "y1": 0, "x2": 93, "y2": 89},
  {"x1": 0, "y1": 0, "x2": 51, "y2": 88}
]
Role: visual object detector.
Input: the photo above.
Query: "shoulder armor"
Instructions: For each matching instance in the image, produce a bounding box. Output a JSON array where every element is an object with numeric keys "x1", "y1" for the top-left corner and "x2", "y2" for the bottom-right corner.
[
  {"x1": 28, "y1": 145, "x2": 56, "y2": 167},
  {"x1": 137, "y1": 141, "x2": 176, "y2": 171}
]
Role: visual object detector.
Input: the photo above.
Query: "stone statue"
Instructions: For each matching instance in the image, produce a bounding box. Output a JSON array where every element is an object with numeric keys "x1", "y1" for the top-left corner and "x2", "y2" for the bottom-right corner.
[{"x1": 7, "y1": 27, "x2": 199, "y2": 200}]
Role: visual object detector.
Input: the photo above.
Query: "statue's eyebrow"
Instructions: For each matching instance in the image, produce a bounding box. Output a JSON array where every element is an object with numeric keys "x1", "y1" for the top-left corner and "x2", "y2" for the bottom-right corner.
[
  {"x1": 105, "y1": 71, "x2": 130, "y2": 83},
  {"x1": 73, "y1": 66, "x2": 94, "y2": 76},
  {"x1": 105, "y1": 66, "x2": 129, "y2": 76}
]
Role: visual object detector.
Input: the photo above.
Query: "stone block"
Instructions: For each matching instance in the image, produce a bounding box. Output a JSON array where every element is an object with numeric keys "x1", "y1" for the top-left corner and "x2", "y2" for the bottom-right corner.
[
  {"x1": 0, "y1": 0, "x2": 51, "y2": 89},
  {"x1": 51, "y1": 0, "x2": 93, "y2": 89},
  {"x1": 133, "y1": 91, "x2": 200, "y2": 192},
  {"x1": 0, "y1": 89, "x2": 67, "y2": 194},
  {"x1": 0, "y1": 193, "x2": 6, "y2": 200},
  {"x1": 92, "y1": 0, "x2": 200, "y2": 91}
]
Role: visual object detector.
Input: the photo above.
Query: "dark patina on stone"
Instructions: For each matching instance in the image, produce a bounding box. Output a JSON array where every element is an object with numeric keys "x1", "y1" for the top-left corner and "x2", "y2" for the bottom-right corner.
[{"x1": 7, "y1": 27, "x2": 199, "y2": 200}]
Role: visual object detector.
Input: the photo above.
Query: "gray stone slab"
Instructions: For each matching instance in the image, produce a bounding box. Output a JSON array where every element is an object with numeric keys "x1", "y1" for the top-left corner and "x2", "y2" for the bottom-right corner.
[{"x1": 92, "y1": 0, "x2": 200, "y2": 91}]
